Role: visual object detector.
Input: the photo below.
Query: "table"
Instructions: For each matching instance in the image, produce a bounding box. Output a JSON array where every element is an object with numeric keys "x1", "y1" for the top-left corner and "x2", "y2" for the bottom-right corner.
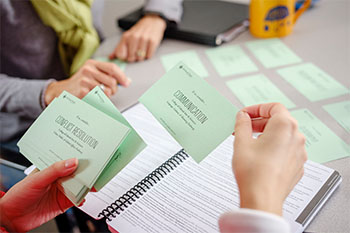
[{"x1": 94, "y1": 0, "x2": 350, "y2": 232}]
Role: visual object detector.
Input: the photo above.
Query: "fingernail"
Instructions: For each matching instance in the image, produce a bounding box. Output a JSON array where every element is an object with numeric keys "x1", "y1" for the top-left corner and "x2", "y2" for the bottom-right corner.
[
  {"x1": 65, "y1": 158, "x2": 77, "y2": 169},
  {"x1": 236, "y1": 111, "x2": 248, "y2": 120},
  {"x1": 125, "y1": 77, "x2": 132, "y2": 87}
]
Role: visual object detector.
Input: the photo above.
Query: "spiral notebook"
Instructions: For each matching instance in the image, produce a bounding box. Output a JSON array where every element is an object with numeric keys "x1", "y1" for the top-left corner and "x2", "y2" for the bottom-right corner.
[{"x1": 79, "y1": 103, "x2": 342, "y2": 233}]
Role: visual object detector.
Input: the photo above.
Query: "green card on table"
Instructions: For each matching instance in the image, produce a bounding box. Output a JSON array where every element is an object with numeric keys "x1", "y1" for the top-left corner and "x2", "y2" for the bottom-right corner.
[
  {"x1": 206, "y1": 45, "x2": 258, "y2": 77},
  {"x1": 161, "y1": 50, "x2": 208, "y2": 78},
  {"x1": 277, "y1": 63, "x2": 348, "y2": 102},
  {"x1": 246, "y1": 38, "x2": 302, "y2": 68},
  {"x1": 291, "y1": 108, "x2": 350, "y2": 163},
  {"x1": 226, "y1": 74, "x2": 296, "y2": 109},
  {"x1": 140, "y1": 62, "x2": 239, "y2": 162},
  {"x1": 323, "y1": 100, "x2": 350, "y2": 132}
]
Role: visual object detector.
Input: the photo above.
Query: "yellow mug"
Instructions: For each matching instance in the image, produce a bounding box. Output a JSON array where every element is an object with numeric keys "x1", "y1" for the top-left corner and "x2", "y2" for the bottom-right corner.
[{"x1": 250, "y1": 0, "x2": 311, "y2": 38}]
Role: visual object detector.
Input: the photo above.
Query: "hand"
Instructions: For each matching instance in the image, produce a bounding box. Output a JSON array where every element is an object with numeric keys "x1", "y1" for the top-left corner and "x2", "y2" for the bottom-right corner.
[
  {"x1": 45, "y1": 59, "x2": 131, "y2": 105},
  {"x1": 0, "y1": 158, "x2": 79, "y2": 232},
  {"x1": 110, "y1": 14, "x2": 167, "y2": 62},
  {"x1": 233, "y1": 103, "x2": 307, "y2": 216}
]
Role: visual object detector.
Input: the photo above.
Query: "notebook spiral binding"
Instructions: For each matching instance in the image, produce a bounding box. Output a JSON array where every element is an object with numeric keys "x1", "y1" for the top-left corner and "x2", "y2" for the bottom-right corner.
[{"x1": 98, "y1": 149, "x2": 189, "y2": 221}]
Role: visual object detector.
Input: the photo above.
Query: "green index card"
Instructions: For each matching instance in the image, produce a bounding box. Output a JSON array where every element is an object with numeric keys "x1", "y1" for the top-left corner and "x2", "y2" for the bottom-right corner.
[
  {"x1": 139, "y1": 62, "x2": 239, "y2": 163},
  {"x1": 277, "y1": 63, "x2": 348, "y2": 102},
  {"x1": 291, "y1": 108, "x2": 350, "y2": 163},
  {"x1": 18, "y1": 92, "x2": 130, "y2": 189},
  {"x1": 94, "y1": 56, "x2": 127, "y2": 71},
  {"x1": 206, "y1": 45, "x2": 258, "y2": 77},
  {"x1": 246, "y1": 38, "x2": 302, "y2": 68},
  {"x1": 226, "y1": 74, "x2": 296, "y2": 109},
  {"x1": 83, "y1": 86, "x2": 146, "y2": 190},
  {"x1": 323, "y1": 100, "x2": 350, "y2": 132},
  {"x1": 161, "y1": 50, "x2": 208, "y2": 78}
]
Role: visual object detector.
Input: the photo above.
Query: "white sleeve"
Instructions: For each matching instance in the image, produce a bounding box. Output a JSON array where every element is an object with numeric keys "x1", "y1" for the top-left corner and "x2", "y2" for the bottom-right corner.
[
  {"x1": 144, "y1": 0, "x2": 183, "y2": 23},
  {"x1": 218, "y1": 208, "x2": 290, "y2": 233}
]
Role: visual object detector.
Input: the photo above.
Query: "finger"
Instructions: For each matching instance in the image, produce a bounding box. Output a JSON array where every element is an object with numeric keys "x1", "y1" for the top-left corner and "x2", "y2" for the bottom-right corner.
[
  {"x1": 86, "y1": 67, "x2": 118, "y2": 95},
  {"x1": 261, "y1": 114, "x2": 297, "y2": 141},
  {"x1": 146, "y1": 37, "x2": 158, "y2": 59},
  {"x1": 93, "y1": 61, "x2": 131, "y2": 87},
  {"x1": 80, "y1": 76, "x2": 100, "y2": 90},
  {"x1": 234, "y1": 110, "x2": 253, "y2": 145},
  {"x1": 243, "y1": 103, "x2": 290, "y2": 119},
  {"x1": 126, "y1": 34, "x2": 139, "y2": 62},
  {"x1": 136, "y1": 36, "x2": 148, "y2": 61},
  {"x1": 59, "y1": 193, "x2": 75, "y2": 212},
  {"x1": 103, "y1": 86, "x2": 113, "y2": 97},
  {"x1": 31, "y1": 158, "x2": 78, "y2": 189},
  {"x1": 28, "y1": 168, "x2": 40, "y2": 176},
  {"x1": 112, "y1": 41, "x2": 128, "y2": 61},
  {"x1": 250, "y1": 118, "x2": 269, "y2": 132}
]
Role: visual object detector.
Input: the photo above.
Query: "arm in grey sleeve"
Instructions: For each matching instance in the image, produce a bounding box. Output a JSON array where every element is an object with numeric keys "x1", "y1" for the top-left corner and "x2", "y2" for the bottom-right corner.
[
  {"x1": 144, "y1": 0, "x2": 183, "y2": 23},
  {"x1": 0, "y1": 74, "x2": 54, "y2": 118}
]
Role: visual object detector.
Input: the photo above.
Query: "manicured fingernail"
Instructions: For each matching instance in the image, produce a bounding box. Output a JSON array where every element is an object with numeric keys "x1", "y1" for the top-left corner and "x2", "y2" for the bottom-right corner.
[
  {"x1": 125, "y1": 77, "x2": 132, "y2": 87},
  {"x1": 65, "y1": 158, "x2": 77, "y2": 169},
  {"x1": 236, "y1": 111, "x2": 248, "y2": 119}
]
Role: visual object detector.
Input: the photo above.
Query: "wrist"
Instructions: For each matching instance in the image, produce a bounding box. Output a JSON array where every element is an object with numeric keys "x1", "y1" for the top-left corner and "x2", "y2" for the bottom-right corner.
[
  {"x1": 143, "y1": 14, "x2": 167, "y2": 29},
  {"x1": 44, "y1": 81, "x2": 58, "y2": 106},
  {"x1": 239, "y1": 189, "x2": 284, "y2": 216}
]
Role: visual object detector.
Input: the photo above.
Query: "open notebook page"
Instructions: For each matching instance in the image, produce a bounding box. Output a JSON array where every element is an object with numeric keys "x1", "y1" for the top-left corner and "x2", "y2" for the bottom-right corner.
[
  {"x1": 80, "y1": 104, "x2": 181, "y2": 218},
  {"x1": 109, "y1": 136, "x2": 335, "y2": 233}
]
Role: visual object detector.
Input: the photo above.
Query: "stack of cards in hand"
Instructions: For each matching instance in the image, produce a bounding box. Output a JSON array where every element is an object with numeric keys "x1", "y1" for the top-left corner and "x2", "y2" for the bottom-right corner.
[
  {"x1": 18, "y1": 62, "x2": 241, "y2": 206},
  {"x1": 17, "y1": 87, "x2": 146, "y2": 205}
]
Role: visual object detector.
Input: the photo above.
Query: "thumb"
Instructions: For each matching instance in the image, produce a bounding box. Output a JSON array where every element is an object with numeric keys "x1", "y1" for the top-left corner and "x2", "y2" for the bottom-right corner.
[
  {"x1": 234, "y1": 110, "x2": 253, "y2": 145},
  {"x1": 31, "y1": 158, "x2": 78, "y2": 189}
]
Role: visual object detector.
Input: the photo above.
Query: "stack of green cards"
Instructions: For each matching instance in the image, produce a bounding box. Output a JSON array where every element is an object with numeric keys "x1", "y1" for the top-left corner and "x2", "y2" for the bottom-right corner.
[
  {"x1": 18, "y1": 87, "x2": 146, "y2": 205},
  {"x1": 139, "y1": 62, "x2": 239, "y2": 162}
]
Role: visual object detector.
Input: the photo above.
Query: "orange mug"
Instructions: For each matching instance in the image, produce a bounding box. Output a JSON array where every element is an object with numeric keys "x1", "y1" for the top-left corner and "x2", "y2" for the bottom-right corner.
[{"x1": 250, "y1": 0, "x2": 311, "y2": 38}]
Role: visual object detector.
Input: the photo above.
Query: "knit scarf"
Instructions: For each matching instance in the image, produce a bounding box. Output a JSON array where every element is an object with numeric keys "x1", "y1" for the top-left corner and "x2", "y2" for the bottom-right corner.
[{"x1": 31, "y1": 0, "x2": 99, "y2": 75}]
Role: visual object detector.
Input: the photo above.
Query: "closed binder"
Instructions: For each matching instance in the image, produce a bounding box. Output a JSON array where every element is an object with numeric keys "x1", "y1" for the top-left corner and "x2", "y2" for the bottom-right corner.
[{"x1": 117, "y1": 1, "x2": 249, "y2": 46}]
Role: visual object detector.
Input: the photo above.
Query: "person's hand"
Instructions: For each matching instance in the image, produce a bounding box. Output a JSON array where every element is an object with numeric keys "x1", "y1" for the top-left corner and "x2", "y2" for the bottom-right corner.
[
  {"x1": 233, "y1": 103, "x2": 307, "y2": 216},
  {"x1": 110, "y1": 14, "x2": 167, "y2": 62},
  {"x1": 44, "y1": 59, "x2": 131, "y2": 105},
  {"x1": 0, "y1": 158, "x2": 79, "y2": 232}
]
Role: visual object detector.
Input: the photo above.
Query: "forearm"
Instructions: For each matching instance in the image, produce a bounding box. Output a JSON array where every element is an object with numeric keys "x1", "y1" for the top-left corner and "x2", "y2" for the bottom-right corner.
[
  {"x1": 144, "y1": 0, "x2": 183, "y2": 23},
  {"x1": 0, "y1": 74, "x2": 54, "y2": 118}
]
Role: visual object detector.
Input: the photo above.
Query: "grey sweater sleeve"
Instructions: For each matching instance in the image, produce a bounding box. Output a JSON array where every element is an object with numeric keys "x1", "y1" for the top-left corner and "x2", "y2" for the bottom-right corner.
[
  {"x1": 0, "y1": 74, "x2": 54, "y2": 118},
  {"x1": 144, "y1": 0, "x2": 184, "y2": 23}
]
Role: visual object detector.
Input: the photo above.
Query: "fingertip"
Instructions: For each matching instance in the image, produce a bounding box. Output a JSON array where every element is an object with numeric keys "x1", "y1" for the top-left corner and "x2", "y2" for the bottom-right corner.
[
  {"x1": 65, "y1": 158, "x2": 78, "y2": 169},
  {"x1": 109, "y1": 53, "x2": 115, "y2": 60},
  {"x1": 124, "y1": 77, "x2": 132, "y2": 87},
  {"x1": 236, "y1": 110, "x2": 250, "y2": 121}
]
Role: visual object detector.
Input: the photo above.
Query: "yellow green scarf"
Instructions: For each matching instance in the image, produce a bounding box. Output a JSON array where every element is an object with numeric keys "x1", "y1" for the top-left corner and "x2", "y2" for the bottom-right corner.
[{"x1": 31, "y1": 0, "x2": 99, "y2": 75}]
